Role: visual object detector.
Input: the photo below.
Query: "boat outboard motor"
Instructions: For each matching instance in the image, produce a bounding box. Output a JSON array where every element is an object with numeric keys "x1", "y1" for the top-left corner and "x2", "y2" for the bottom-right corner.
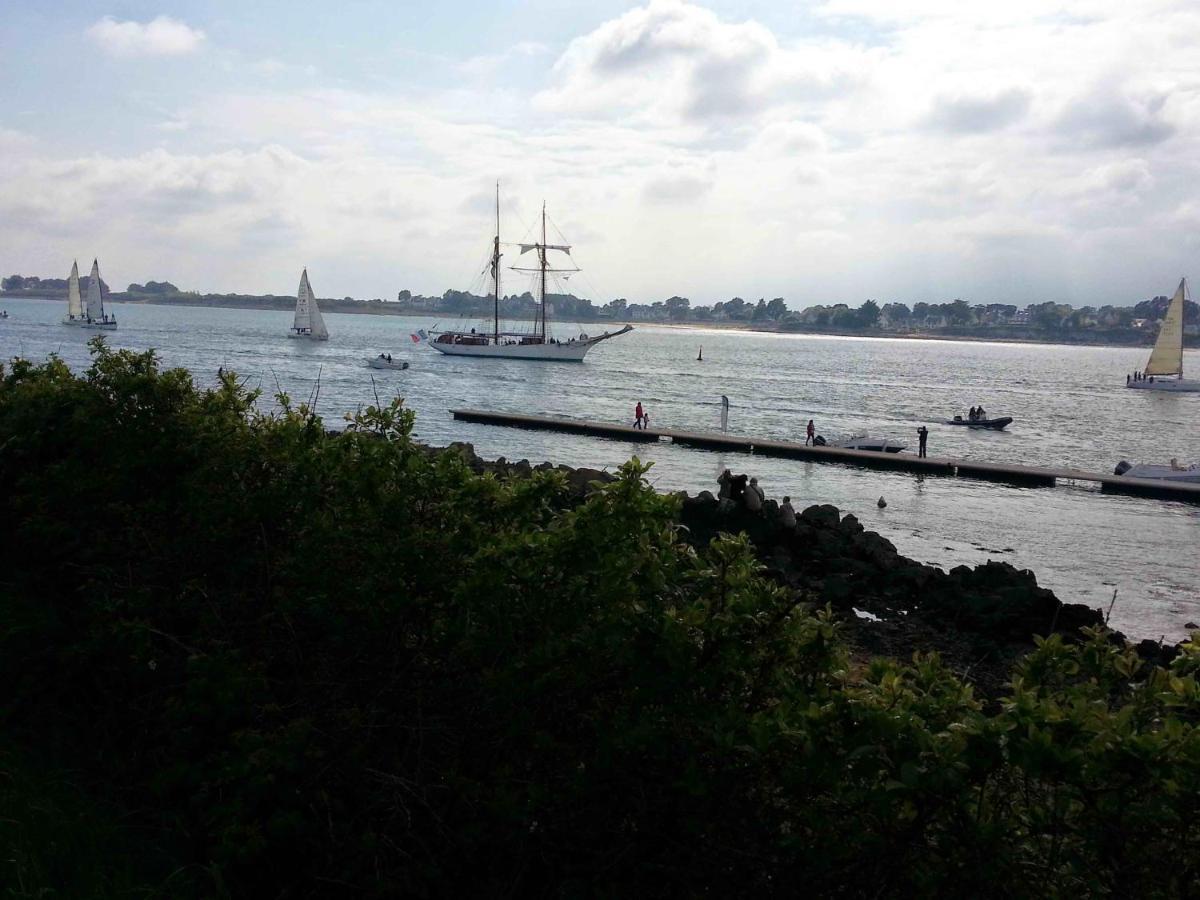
[{"x1": 1114, "y1": 460, "x2": 1132, "y2": 476}]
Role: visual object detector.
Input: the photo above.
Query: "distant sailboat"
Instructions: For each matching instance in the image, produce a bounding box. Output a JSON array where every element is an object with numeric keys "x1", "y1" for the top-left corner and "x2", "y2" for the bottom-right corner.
[
  {"x1": 64, "y1": 259, "x2": 117, "y2": 329},
  {"x1": 1127, "y1": 278, "x2": 1199, "y2": 392},
  {"x1": 426, "y1": 184, "x2": 631, "y2": 361},
  {"x1": 288, "y1": 268, "x2": 329, "y2": 340}
]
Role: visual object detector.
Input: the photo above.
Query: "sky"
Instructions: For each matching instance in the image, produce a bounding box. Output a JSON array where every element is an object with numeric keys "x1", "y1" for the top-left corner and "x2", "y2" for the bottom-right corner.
[{"x1": 2, "y1": 0, "x2": 1199, "y2": 307}]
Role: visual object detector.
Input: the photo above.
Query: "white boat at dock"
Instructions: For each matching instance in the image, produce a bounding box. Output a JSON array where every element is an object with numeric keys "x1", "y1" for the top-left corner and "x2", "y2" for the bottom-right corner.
[
  {"x1": 1114, "y1": 459, "x2": 1200, "y2": 483},
  {"x1": 822, "y1": 434, "x2": 907, "y2": 453}
]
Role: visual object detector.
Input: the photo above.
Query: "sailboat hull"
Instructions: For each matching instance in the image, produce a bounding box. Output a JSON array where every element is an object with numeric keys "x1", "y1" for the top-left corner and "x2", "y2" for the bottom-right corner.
[
  {"x1": 288, "y1": 330, "x2": 328, "y2": 341},
  {"x1": 1127, "y1": 379, "x2": 1200, "y2": 393},
  {"x1": 63, "y1": 318, "x2": 117, "y2": 330}
]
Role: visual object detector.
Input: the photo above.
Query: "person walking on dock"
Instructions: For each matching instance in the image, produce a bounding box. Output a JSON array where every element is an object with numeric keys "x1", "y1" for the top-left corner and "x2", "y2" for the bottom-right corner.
[
  {"x1": 806, "y1": 419, "x2": 815, "y2": 446},
  {"x1": 917, "y1": 425, "x2": 929, "y2": 458},
  {"x1": 634, "y1": 401, "x2": 644, "y2": 430}
]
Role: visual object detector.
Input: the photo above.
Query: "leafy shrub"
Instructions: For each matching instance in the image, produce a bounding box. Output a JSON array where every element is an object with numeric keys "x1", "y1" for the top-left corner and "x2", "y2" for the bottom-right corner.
[{"x1": 1, "y1": 341, "x2": 1199, "y2": 896}]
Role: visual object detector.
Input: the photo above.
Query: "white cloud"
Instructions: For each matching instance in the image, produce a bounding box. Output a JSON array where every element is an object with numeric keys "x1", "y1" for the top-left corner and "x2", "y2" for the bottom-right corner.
[
  {"x1": 535, "y1": 0, "x2": 874, "y2": 131},
  {"x1": 86, "y1": 16, "x2": 206, "y2": 58}
]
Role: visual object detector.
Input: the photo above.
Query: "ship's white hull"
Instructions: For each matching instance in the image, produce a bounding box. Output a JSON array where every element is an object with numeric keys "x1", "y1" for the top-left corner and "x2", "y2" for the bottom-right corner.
[
  {"x1": 288, "y1": 330, "x2": 328, "y2": 341},
  {"x1": 430, "y1": 340, "x2": 591, "y2": 361},
  {"x1": 365, "y1": 357, "x2": 409, "y2": 370},
  {"x1": 428, "y1": 325, "x2": 632, "y2": 362},
  {"x1": 1127, "y1": 378, "x2": 1200, "y2": 393}
]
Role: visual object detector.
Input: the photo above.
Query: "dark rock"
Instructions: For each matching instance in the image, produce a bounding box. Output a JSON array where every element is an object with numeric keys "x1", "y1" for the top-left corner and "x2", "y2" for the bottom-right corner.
[{"x1": 800, "y1": 504, "x2": 840, "y2": 529}]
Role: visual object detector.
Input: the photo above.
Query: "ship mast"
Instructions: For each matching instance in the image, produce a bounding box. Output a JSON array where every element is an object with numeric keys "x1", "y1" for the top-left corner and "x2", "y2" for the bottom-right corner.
[
  {"x1": 540, "y1": 202, "x2": 547, "y2": 341},
  {"x1": 493, "y1": 182, "x2": 501, "y2": 345},
  {"x1": 508, "y1": 201, "x2": 579, "y2": 342}
]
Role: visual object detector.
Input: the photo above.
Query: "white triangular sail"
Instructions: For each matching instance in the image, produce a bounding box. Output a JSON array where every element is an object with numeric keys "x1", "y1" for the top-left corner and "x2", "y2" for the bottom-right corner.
[
  {"x1": 292, "y1": 268, "x2": 328, "y2": 339},
  {"x1": 85, "y1": 259, "x2": 104, "y2": 320},
  {"x1": 309, "y1": 289, "x2": 329, "y2": 339},
  {"x1": 293, "y1": 269, "x2": 312, "y2": 332},
  {"x1": 67, "y1": 261, "x2": 82, "y2": 318},
  {"x1": 1144, "y1": 278, "x2": 1186, "y2": 377}
]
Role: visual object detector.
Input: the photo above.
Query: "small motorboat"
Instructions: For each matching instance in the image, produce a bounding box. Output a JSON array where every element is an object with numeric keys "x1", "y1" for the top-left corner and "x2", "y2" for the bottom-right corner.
[
  {"x1": 0, "y1": 310, "x2": 8, "y2": 319},
  {"x1": 366, "y1": 354, "x2": 409, "y2": 370},
  {"x1": 945, "y1": 415, "x2": 1012, "y2": 430},
  {"x1": 1114, "y1": 459, "x2": 1200, "y2": 483},
  {"x1": 821, "y1": 434, "x2": 907, "y2": 453}
]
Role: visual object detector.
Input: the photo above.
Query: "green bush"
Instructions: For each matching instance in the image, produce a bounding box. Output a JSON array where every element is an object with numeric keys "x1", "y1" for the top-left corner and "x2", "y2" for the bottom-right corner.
[{"x1": 1, "y1": 340, "x2": 1199, "y2": 897}]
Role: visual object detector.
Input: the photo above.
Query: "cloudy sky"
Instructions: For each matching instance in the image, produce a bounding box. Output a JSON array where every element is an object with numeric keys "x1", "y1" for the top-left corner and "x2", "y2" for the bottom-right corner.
[{"x1": 2, "y1": 0, "x2": 1199, "y2": 307}]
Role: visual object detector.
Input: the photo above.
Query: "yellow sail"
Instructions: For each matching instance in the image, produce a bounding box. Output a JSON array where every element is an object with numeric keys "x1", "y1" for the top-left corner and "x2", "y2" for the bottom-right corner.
[{"x1": 1144, "y1": 278, "x2": 1186, "y2": 376}]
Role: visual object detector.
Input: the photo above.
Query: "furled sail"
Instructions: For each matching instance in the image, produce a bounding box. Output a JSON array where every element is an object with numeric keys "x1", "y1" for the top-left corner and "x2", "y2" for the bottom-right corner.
[
  {"x1": 1144, "y1": 278, "x2": 1186, "y2": 376},
  {"x1": 85, "y1": 259, "x2": 104, "y2": 320},
  {"x1": 67, "y1": 261, "x2": 82, "y2": 318}
]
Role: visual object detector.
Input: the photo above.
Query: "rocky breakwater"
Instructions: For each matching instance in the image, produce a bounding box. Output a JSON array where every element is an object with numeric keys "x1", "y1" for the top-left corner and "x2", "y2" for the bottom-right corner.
[{"x1": 435, "y1": 443, "x2": 1158, "y2": 692}]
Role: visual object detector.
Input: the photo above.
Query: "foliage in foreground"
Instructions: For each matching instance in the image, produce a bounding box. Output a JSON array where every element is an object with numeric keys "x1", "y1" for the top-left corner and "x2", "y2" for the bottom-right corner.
[{"x1": 1, "y1": 341, "x2": 1199, "y2": 897}]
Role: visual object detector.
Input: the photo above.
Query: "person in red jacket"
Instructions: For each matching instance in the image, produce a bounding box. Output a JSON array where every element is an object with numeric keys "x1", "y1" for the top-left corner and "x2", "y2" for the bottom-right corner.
[
  {"x1": 634, "y1": 401, "x2": 644, "y2": 430},
  {"x1": 805, "y1": 419, "x2": 815, "y2": 446}
]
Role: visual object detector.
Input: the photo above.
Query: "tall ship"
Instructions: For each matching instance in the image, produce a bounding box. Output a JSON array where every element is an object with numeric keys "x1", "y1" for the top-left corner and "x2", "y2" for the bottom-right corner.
[
  {"x1": 288, "y1": 268, "x2": 329, "y2": 340},
  {"x1": 63, "y1": 259, "x2": 117, "y2": 329},
  {"x1": 427, "y1": 185, "x2": 631, "y2": 361},
  {"x1": 1127, "y1": 277, "x2": 1199, "y2": 392}
]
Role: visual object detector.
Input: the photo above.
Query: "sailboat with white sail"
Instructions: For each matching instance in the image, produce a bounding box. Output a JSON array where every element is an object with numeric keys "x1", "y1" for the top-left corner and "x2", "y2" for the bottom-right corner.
[
  {"x1": 1127, "y1": 277, "x2": 1198, "y2": 392},
  {"x1": 426, "y1": 185, "x2": 631, "y2": 361},
  {"x1": 288, "y1": 268, "x2": 329, "y2": 340},
  {"x1": 63, "y1": 259, "x2": 117, "y2": 329}
]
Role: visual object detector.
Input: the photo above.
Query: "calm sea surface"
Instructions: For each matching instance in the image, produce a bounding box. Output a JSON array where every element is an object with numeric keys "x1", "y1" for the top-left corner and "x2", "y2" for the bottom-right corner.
[{"x1": 2, "y1": 297, "x2": 1198, "y2": 642}]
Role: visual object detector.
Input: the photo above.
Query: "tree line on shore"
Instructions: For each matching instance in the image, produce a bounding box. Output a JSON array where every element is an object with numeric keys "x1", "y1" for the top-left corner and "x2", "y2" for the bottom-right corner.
[
  {"x1": 4, "y1": 272, "x2": 1196, "y2": 338},
  {"x1": 2, "y1": 339, "x2": 1199, "y2": 896}
]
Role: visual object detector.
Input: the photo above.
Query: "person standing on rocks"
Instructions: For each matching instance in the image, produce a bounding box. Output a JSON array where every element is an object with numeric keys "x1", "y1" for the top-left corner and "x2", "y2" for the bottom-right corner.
[
  {"x1": 917, "y1": 425, "x2": 929, "y2": 458},
  {"x1": 718, "y1": 469, "x2": 733, "y2": 500},
  {"x1": 634, "y1": 401, "x2": 644, "y2": 430},
  {"x1": 806, "y1": 419, "x2": 815, "y2": 446},
  {"x1": 729, "y1": 473, "x2": 748, "y2": 503},
  {"x1": 745, "y1": 477, "x2": 765, "y2": 512},
  {"x1": 779, "y1": 496, "x2": 797, "y2": 528}
]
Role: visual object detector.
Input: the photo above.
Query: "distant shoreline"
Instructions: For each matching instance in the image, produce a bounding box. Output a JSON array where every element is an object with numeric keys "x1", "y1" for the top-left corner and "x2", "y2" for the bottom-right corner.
[{"x1": 3, "y1": 291, "x2": 1163, "y2": 349}]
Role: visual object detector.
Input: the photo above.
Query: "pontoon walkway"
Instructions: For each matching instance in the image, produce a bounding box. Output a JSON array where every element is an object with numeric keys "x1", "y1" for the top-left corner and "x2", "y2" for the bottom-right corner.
[{"x1": 449, "y1": 409, "x2": 1200, "y2": 504}]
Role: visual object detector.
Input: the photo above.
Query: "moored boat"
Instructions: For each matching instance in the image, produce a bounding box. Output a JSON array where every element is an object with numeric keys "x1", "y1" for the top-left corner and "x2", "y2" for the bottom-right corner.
[
  {"x1": 823, "y1": 434, "x2": 907, "y2": 453},
  {"x1": 1114, "y1": 459, "x2": 1200, "y2": 483},
  {"x1": 1126, "y1": 278, "x2": 1200, "y2": 392}
]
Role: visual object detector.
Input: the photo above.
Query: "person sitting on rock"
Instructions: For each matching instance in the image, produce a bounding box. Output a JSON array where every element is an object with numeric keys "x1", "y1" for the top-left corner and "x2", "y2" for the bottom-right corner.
[
  {"x1": 779, "y1": 496, "x2": 797, "y2": 528},
  {"x1": 744, "y1": 477, "x2": 765, "y2": 512}
]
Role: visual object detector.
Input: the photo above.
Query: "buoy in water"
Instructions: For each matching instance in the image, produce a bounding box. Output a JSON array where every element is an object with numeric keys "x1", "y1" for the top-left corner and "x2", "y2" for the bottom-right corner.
[
  {"x1": 877, "y1": 496, "x2": 887, "y2": 508},
  {"x1": 697, "y1": 346, "x2": 703, "y2": 361}
]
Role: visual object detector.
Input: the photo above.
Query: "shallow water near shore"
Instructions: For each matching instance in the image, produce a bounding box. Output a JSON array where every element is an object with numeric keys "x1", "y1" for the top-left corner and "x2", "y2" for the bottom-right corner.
[{"x1": 3, "y1": 298, "x2": 1198, "y2": 642}]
